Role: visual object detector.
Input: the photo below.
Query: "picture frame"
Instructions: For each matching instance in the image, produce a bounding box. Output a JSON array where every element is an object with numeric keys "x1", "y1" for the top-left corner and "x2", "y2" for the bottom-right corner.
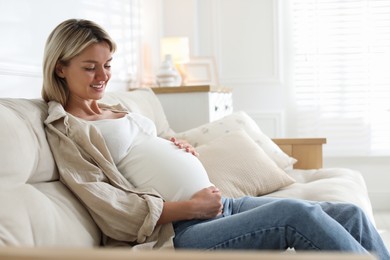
[{"x1": 182, "y1": 57, "x2": 219, "y2": 86}]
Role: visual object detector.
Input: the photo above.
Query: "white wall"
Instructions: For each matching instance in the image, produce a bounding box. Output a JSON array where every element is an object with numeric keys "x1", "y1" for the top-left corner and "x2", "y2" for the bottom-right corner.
[{"x1": 160, "y1": 0, "x2": 286, "y2": 137}]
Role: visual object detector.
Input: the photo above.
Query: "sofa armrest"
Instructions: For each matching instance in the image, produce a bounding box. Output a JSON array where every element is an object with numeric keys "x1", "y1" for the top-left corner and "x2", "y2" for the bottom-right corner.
[{"x1": 272, "y1": 138, "x2": 327, "y2": 169}]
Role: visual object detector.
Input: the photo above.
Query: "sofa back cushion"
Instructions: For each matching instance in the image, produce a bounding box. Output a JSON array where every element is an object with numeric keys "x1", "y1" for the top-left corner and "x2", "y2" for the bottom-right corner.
[
  {"x1": 0, "y1": 99, "x2": 100, "y2": 246},
  {"x1": 0, "y1": 99, "x2": 57, "y2": 184}
]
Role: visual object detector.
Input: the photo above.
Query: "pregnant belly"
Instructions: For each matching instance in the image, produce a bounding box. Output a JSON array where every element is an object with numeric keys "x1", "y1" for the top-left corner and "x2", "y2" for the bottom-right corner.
[{"x1": 117, "y1": 135, "x2": 213, "y2": 201}]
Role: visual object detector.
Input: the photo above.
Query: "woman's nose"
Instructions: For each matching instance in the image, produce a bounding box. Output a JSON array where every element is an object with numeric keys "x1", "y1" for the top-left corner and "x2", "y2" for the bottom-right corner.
[{"x1": 95, "y1": 67, "x2": 109, "y2": 81}]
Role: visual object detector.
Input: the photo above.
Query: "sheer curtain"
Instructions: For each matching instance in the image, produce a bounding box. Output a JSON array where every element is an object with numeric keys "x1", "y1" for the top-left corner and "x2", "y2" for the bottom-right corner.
[{"x1": 286, "y1": 0, "x2": 390, "y2": 156}]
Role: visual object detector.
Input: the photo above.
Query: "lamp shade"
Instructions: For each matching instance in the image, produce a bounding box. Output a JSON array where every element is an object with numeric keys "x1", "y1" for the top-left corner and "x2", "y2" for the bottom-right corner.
[{"x1": 160, "y1": 37, "x2": 190, "y2": 64}]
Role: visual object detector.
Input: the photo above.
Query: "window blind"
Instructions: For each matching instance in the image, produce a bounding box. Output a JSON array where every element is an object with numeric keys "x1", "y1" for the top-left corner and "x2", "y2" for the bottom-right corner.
[
  {"x1": 289, "y1": 0, "x2": 390, "y2": 156},
  {"x1": 83, "y1": 0, "x2": 141, "y2": 86}
]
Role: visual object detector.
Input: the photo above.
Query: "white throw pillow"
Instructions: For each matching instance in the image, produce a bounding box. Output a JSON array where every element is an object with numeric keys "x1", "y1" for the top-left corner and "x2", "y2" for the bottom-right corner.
[
  {"x1": 175, "y1": 111, "x2": 297, "y2": 170},
  {"x1": 196, "y1": 130, "x2": 295, "y2": 198}
]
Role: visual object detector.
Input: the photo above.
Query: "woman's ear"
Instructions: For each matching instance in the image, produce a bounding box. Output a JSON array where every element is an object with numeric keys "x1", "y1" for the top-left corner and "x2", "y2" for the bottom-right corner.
[{"x1": 55, "y1": 62, "x2": 65, "y2": 78}]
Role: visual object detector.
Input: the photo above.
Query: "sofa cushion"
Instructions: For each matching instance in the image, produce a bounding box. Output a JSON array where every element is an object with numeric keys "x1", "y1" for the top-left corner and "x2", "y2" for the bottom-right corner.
[
  {"x1": 266, "y1": 168, "x2": 375, "y2": 224},
  {"x1": 0, "y1": 99, "x2": 100, "y2": 246},
  {"x1": 0, "y1": 99, "x2": 57, "y2": 184},
  {"x1": 197, "y1": 130, "x2": 295, "y2": 198},
  {"x1": 0, "y1": 183, "x2": 100, "y2": 246},
  {"x1": 0, "y1": 101, "x2": 36, "y2": 184}
]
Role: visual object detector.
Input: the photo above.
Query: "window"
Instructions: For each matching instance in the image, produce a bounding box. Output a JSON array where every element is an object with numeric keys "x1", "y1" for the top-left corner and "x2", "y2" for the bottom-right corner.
[
  {"x1": 286, "y1": 0, "x2": 390, "y2": 156},
  {"x1": 83, "y1": 0, "x2": 142, "y2": 87}
]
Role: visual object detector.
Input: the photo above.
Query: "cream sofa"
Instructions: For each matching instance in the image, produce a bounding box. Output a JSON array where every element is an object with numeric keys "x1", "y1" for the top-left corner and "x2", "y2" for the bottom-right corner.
[{"x1": 0, "y1": 88, "x2": 376, "y2": 259}]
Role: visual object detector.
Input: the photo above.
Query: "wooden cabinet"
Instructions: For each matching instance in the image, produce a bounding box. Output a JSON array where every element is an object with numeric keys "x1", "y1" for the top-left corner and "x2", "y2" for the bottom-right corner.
[{"x1": 152, "y1": 85, "x2": 233, "y2": 132}]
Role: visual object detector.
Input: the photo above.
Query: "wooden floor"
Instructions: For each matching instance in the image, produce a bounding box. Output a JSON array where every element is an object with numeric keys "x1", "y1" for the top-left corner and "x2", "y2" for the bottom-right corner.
[{"x1": 373, "y1": 211, "x2": 390, "y2": 251}]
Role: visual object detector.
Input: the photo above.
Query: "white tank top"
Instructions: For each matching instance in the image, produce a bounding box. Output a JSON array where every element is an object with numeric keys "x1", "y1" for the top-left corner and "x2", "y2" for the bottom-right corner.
[{"x1": 90, "y1": 113, "x2": 212, "y2": 201}]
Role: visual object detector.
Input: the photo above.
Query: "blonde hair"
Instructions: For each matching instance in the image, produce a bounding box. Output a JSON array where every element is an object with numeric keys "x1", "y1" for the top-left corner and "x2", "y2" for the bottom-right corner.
[{"x1": 41, "y1": 19, "x2": 116, "y2": 106}]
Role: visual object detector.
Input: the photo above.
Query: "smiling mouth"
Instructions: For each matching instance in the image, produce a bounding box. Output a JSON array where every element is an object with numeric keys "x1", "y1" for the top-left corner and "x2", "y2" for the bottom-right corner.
[{"x1": 91, "y1": 84, "x2": 104, "y2": 89}]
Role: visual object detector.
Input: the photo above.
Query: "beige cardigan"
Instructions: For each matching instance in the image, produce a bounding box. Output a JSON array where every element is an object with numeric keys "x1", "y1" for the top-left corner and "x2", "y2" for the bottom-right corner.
[{"x1": 44, "y1": 101, "x2": 174, "y2": 249}]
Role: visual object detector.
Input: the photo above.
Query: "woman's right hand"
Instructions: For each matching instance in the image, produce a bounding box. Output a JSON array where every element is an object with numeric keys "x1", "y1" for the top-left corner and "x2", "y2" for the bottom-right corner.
[
  {"x1": 157, "y1": 186, "x2": 223, "y2": 225},
  {"x1": 189, "y1": 186, "x2": 223, "y2": 219}
]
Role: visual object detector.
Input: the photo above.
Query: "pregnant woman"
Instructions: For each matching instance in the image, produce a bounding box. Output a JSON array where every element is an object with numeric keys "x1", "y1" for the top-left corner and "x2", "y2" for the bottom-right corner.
[
  {"x1": 86, "y1": 111, "x2": 213, "y2": 202},
  {"x1": 42, "y1": 19, "x2": 389, "y2": 259}
]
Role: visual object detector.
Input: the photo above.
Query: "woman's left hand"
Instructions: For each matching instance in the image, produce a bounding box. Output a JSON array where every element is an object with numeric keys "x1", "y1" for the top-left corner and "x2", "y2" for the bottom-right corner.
[{"x1": 170, "y1": 137, "x2": 199, "y2": 156}]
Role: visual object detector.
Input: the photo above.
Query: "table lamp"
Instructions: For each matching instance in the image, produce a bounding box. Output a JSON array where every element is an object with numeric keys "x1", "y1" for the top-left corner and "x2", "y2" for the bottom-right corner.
[{"x1": 158, "y1": 37, "x2": 190, "y2": 86}]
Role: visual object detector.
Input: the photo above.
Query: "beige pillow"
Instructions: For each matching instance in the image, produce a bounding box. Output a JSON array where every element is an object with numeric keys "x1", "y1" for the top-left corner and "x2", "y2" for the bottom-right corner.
[
  {"x1": 196, "y1": 130, "x2": 295, "y2": 198},
  {"x1": 175, "y1": 111, "x2": 297, "y2": 170}
]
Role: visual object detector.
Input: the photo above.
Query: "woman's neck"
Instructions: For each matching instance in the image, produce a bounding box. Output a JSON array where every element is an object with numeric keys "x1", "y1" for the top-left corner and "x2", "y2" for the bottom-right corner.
[
  {"x1": 65, "y1": 98, "x2": 126, "y2": 121},
  {"x1": 65, "y1": 98, "x2": 103, "y2": 120}
]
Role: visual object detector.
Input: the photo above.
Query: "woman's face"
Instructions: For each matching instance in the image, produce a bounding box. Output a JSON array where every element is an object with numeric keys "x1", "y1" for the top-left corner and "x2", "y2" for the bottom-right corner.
[{"x1": 57, "y1": 42, "x2": 112, "y2": 102}]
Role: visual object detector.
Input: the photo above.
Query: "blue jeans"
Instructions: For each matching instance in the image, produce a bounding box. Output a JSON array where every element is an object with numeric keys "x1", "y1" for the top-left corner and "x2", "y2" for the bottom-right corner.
[{"x1": 173, "y1": 197, "x2": 390, "y2": 260}]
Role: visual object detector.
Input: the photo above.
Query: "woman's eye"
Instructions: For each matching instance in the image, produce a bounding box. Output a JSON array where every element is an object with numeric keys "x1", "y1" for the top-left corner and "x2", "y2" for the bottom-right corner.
[
  {"x1": 104, "y1": 64, "x2": 111, "y2": 69},
  {"x1": 85, "y1": 67, "x2": 95, "y2": 71}
]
